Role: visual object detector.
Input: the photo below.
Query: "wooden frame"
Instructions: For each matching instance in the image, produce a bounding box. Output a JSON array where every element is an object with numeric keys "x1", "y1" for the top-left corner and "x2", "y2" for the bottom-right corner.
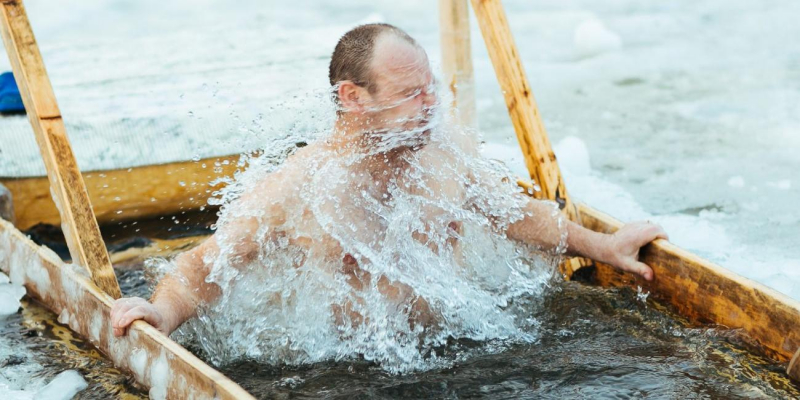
[
  {"x1": 0, "y1": 218, "x2": 254, "y2": 399},
  {"x1": 1, "y1": 155, "x2": 240, "y2": 231},
  {"x1": 1, "y1": 0, "x2": 120, "y2": 297},
  {"x1": 580, "y1": 204, "x2": 800, "y2": 362},
  {"x1": 439, "y1": 0, "x2": 476, "y2": 129}
]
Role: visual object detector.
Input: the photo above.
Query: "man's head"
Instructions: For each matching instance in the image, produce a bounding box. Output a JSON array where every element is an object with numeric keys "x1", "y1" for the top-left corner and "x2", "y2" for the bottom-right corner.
[{"x1": 329, "y1": 24, "x2": 437, "y2": 146}]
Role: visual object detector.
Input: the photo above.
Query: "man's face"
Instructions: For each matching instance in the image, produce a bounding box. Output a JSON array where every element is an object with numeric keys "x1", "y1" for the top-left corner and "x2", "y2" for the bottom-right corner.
[{"x1": 360, "y1": 35, "x2": 438, "y2": 149}]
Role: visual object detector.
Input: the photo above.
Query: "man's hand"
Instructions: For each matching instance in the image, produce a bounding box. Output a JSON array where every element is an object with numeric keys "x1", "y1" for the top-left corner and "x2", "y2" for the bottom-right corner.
[
  {"x1": 111, "y1": 297, "x2": 169, "y2": 337},
  {"x1": 604, "y1": 221, "x2": 669, "y2": 281}
]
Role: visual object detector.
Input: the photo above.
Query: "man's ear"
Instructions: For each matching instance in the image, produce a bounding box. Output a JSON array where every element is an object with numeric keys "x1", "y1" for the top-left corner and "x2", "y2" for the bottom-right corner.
[{"x1": 337, "y1": 80, "x2": 366, "y2": 113}]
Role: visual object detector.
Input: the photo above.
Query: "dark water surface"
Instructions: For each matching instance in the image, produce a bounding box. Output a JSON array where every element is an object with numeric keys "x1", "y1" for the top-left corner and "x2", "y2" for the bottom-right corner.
[
  {"x1": 206, "y1": 282, "x2": 800, "y2": 399},
  {"x1": 8, "y1": 267, "x2": 799, "y2": 399}
]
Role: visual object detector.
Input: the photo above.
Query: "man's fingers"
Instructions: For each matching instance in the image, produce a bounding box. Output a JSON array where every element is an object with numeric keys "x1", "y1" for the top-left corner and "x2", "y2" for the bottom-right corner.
[
  {"x1": 118, "y1": 306, "x2": 153, "y2": 331},
  {"x1": 111, "y1": 300, "x2": 136, "y2": 328},
  {"x1": 628, "y1": 260, "x2": 654, "y2": 281},
  {"x1": 111, "y1": 298, "x2": 145, "y2": 328},
  {"x1": 646, "y1": 223, "x2": 669, "y2": 242}
]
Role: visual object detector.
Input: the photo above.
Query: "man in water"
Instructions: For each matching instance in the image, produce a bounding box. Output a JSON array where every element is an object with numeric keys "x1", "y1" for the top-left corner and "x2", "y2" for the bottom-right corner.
[{"x1": 111, "y1": 23, "x2": 667, "y2": 339}]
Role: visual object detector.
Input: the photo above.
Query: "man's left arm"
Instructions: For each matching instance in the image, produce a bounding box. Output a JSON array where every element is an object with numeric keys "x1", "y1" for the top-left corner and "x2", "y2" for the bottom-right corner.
[{"x1": 506, "y1": 197, "x2": 668, "y2": 281}]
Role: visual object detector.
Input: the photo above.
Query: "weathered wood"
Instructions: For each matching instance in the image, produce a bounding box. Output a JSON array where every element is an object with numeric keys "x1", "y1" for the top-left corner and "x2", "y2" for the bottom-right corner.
[
  {"x1": 439, "y1": 0, "x2": 476, "y2": 128},
  {"x1": 789, "y1": 348, "x2": 800, "y2": 382},
  {"x1": 1, "y1": 155, "x2": 240, "y2": 230},
  {"x1": 0, "y1": 0, "x2": 120, "y2": 297},
  {"x1": 0, "y1": 182, "x2": 12, "y2": 223},
  {"x1": 0, "y1": 218, "x2": 255, "y2": 399},
  {"x1": 470, "y1": 0, "x2": 573, "y2": 213},
  {"x1": 472, "y1": 0, "x2": 587, "y2": 276},
  {"x1": 578, "y1": 203, "x2": 800, "y2": 363}
]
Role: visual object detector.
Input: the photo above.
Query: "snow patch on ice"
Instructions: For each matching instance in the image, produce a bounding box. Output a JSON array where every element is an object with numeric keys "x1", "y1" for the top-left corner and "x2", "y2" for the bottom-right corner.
[
  {"x1": 728, "y1": 176, "x2": 746, "y2": 188},
  {"x1": 573, "y1": 19, "x2": 622, "y2": 58},
  {"x1": 767, "y1": 180, "x2": 791, "y2": 190}
]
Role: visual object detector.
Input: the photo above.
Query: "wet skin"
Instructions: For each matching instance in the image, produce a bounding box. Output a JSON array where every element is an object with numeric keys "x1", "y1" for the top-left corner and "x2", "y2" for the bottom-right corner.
[{"x1": 111, "y1": 31, "x2": 667, "y2": 338}]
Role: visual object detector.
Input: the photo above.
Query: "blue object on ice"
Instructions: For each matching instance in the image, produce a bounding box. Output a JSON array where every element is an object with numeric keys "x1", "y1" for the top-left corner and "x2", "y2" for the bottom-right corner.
[{"x1": 0, "y1": 72, "x2": 25, "y2": 113}]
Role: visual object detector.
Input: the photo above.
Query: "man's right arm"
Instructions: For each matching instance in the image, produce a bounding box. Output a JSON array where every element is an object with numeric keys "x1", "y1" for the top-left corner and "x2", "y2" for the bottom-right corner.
[{"x1": 111, "y1": 215, "x2": 261, "y2": 337}]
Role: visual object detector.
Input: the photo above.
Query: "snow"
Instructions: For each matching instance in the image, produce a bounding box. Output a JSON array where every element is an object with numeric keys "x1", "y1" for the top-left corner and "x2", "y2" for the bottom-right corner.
[
  {"x1": 0, "y1": 272, "x2": 25, "y2": 318},
  {"x1": 728, "y1": 176, "x2": 746, "y2": 188},
  {"x1": 573, "y1": 19, "x2": 622, "y2": 58}
]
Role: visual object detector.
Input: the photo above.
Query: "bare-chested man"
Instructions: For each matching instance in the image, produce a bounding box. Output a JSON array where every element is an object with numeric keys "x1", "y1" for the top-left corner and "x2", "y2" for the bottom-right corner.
[{"x1": 110, "y1": 23, "x2": 667, "y2": 339}]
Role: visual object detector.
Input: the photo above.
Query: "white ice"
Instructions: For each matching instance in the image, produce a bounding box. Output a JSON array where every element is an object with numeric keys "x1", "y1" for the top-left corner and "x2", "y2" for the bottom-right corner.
[
  {"x1": 0, "y1": 272, "x2": 25, "y2": 318},
  {"x1": 573, "y1": 19, "x2": 622, "y2": 58},
  {"x1": 34, "y1": 370, "x2": 88, "y2": 400},
  {"x1": 0, "y1": 370, "x2": 87, "y2": 400}
]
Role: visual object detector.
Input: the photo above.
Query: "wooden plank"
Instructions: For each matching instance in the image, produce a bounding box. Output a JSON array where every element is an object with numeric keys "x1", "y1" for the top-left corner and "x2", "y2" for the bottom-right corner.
[
  {"x1": 0, "y1": 0, "x2": 120, "y2": 297},
  {"x1": 0, "y1": 218, "x2": 255, "y2": 399},
  {"x1": 472, "y1": 0, "x2": 588, "y2": 275},
  {"x1": 1, "y1": 155, "x2": 240, "y2": 231},
  {"x1": 469, "y1": 0, "x2": 573, "y2": 214},
  {"x1": 439, "y1": 0, "x2": 476, "y2": 128},
  {"x1": 577, "y1": 203, "x2": 800, "y2": 364}
]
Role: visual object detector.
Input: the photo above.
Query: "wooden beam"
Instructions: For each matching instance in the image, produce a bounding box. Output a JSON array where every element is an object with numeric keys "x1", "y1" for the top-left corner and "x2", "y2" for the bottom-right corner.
[
  {"x1": 469, "y1": 0, "x2": 573, "y2": 214},
  {"x1": 472, "y1": 0, "x2": 588, "y2": 276},
  {"x1": 0, "y1": 218, "x2": 255, "y2": 399},
  {"x1": 439, "y1": 0, "x2": 477, "y2": 128},
  {"x1": 0, "y1": 0, "x2": 120, "y2": 297},
  {"x1": 577, "y1": 203, "x2": 800, "y2": 365},
  {"x1": 1, "y1": 155, "x2": 240, "y2": 231}
]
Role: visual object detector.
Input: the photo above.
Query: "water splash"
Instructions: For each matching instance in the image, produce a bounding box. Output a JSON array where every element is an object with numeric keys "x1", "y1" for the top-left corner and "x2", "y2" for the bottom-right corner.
[{"x1": 150, "y1": 74, "x2": 567, "y2": 373}]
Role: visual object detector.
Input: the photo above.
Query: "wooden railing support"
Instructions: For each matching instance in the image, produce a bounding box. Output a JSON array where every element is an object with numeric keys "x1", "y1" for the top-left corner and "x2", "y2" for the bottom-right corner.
[
  {"x1": 439, "y1": 0, "x2": 477, "y2": 128},
  {"x1": 471, "y1": 0, "x2": 586, "y2": 275},
  {"x1": 0, "y1": 0, "x2": 121, "y2": 298}
]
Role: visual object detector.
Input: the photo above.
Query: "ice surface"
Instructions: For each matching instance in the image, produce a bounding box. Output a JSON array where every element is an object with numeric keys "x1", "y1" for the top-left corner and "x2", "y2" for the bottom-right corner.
[
  {"x1": 0, "y1": 278, "x2": 25, "y2": 317},
  {"x1": 573, "y1": 19, "x2": 622, "y2": 58},
  {"x1": 34, "y1": 370, "x2": 88, "y2": 400}
]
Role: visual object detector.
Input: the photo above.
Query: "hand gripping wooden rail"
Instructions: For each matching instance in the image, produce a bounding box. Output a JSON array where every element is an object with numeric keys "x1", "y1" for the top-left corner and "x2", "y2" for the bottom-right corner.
[
  {"x1": 0, "y1": 0, "x2": 253, "y2": 397},
  {"x1": 0, "y1": 218, "x2": 254, "y2": 399}
]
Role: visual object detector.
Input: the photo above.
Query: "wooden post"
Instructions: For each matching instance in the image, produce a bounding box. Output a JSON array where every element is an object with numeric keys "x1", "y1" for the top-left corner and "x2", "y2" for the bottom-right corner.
[
  {"x1": 469, "y1": 0, "x2": 572, "y2": 211},
  {"x1": 470, "y1": 0, "x2": 586, "y2": 275},
  {"x1": 0, "y1": 0, "x2": 121, "y2": 298},
  {"x1": 439, "y1": 0, "x2": 477, "y2": 128}
]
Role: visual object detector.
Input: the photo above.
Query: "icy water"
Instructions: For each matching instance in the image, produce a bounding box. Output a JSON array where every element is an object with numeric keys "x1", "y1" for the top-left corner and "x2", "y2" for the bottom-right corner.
[{"x1": 6, "y1": 268, "x2": 800, "y2": 399}]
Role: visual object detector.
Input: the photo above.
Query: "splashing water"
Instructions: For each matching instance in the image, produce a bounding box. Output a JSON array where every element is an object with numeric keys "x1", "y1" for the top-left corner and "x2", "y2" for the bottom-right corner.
[{"x1": 149, "y1": 73, "x2": 567, "y2": 374}]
